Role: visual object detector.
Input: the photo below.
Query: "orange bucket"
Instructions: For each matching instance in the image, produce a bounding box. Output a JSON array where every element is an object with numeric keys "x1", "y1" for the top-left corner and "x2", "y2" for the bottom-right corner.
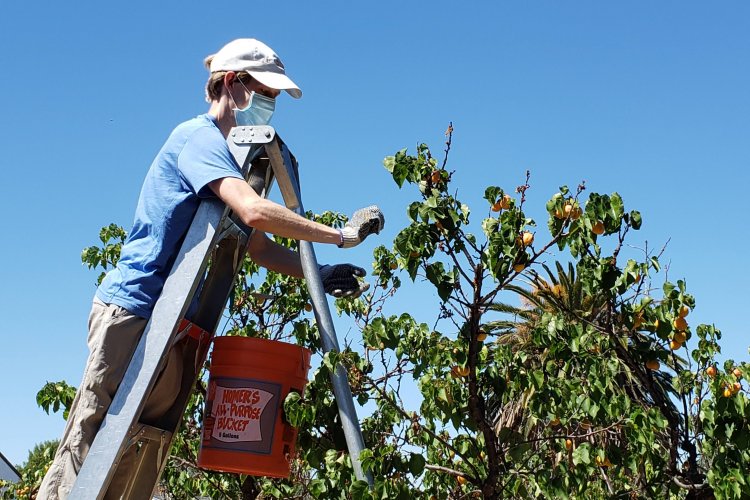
[{"x1": 197, "y1": 336, "x2": 311, "y2": 477}]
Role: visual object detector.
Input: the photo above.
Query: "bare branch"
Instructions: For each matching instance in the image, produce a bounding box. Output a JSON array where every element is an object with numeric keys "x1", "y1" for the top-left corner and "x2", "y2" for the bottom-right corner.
[
  {"x1": 442, "y1": 122, "x2": 453, "y2": 170},
  {"x1": 672, "y1": 476, "x2": 709, "y2": 491},
  {"x1": 425, "y1": 463, "x2": 472, "y2": 479}
]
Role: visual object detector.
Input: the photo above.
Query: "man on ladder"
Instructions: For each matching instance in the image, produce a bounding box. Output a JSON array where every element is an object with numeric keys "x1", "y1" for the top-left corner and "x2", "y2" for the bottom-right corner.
[{"x1": 39, "y1": 38, "x2": 384, "y2": 500}]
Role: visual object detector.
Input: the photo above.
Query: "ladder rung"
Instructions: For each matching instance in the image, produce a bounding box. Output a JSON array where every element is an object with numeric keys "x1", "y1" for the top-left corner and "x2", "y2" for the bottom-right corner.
[{"x1": 130, "y1": 425, "x2": 173, "y2": 445}]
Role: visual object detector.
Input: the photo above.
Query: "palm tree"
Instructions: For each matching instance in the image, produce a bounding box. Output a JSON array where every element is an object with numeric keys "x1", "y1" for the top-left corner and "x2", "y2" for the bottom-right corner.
[{"x1": 483, "y1": 261, "x2": 688, "y2": 495}]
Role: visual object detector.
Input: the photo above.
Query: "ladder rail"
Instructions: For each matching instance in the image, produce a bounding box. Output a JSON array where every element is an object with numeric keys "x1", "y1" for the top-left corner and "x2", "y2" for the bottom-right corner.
[
  {"x1": 70, "y1": 198, "x2": 228, "y2": 499},
  {"x1": 122, "y1": 234, "x2": 253, "y2": 498},
  {"x1": 266, "y1": 139, "x2": 374, "y2": 487}
]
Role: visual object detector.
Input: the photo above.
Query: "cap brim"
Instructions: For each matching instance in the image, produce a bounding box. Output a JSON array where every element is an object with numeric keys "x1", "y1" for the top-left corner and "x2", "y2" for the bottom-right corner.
[{"x1": 248, "y1": 71, "x2": 302, "y2": 99}]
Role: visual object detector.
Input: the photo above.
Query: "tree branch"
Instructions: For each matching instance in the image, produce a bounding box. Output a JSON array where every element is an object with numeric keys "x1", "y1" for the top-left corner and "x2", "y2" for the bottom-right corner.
[
  {"x1": 360, "y1": 371, "x2": 482, "y2": 478},
  {"x1": 672, "y1": 476, "x2": 709, "y2": 491}
]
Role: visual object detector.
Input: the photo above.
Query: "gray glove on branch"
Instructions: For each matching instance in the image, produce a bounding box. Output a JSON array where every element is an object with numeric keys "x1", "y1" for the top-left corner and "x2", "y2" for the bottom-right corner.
[
  {"x1": 319, "y1": 264, "x2": 370, "y2": 298},
  {"x1": 338, "y1": 205, "x2": 385, "y2": 248}
]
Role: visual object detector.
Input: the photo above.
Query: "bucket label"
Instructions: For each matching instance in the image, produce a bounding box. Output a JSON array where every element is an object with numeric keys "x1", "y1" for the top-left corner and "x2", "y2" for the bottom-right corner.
[
  {"x1": 212, "y1": 386, "x2": 274, "y2": 442},
  {"x1": 203, "y1": 376, "x2": 281, "y2": 455}
]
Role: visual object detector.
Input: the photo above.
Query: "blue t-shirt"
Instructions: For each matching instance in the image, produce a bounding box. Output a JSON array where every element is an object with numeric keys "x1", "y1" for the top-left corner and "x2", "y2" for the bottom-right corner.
[{"x1": 96, "y1": 114, "x2": 243, "y2": 318}]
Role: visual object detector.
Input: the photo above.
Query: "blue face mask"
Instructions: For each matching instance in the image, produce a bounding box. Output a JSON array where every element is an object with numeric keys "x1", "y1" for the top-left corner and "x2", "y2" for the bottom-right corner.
[{"x1": 232, "y1": 89, "x2": 276, "y2": 126}]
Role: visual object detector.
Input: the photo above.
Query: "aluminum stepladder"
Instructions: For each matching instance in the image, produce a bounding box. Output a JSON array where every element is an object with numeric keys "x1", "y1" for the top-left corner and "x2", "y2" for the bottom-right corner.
[{"x1": 70, "y1": 125, "x2": 374, "y2": 499}]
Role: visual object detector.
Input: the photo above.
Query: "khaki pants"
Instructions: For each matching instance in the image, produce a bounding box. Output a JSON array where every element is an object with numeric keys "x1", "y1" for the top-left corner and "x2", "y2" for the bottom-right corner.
[{"x1": 38, "y1": 299, "x2": 184, "y2": 500}]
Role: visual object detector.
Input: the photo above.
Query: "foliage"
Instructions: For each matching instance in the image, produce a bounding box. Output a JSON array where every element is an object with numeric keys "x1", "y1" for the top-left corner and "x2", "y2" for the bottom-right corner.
[
  {"x1": 80, "y1": 223, "x2": 127, "y2": 285},
  {"x1": 17, "y1": 129, "x2": 749, "y2": 499},
  {"x1": 0, "y1": 441, "x2": 57, "y2": 500},
  {"x1": 36, "y1": 381, "x2": 76, "y2": 420}
]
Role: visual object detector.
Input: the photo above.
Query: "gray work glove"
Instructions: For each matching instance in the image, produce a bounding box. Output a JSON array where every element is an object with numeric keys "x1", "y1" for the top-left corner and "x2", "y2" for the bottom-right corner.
[
  {"x1": 339, "y1": 205, "x2": 385, "y2": 248},
  {"x1": 319, "y1": 264, "x2": 370, "y2": 298}
]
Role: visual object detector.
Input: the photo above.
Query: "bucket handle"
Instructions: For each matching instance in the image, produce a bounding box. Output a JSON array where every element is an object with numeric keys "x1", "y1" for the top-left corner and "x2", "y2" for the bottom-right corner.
[
  {"x1": 174, "y1": 319, "x2": 212, "y2": 346},
  {"x1": 299, "y1": 343, "x2": 309, "y2": 373}
]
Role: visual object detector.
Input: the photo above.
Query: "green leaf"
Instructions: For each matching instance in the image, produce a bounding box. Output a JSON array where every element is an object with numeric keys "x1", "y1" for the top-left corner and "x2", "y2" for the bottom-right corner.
[
  {"x1": 482, "y1": 217, "x2": 499, "y2": 235},
  {"x1": 408, "y1": 453, "x2": 426, "y2": 476},
  {"x1": 629, "y1": 210, "x2": 642, "y2": 229},
  {"x1": 650, "y1": 256, "x2": 661, "y2": 272},
  {"x1": 484, "y1": 186, "x2": 503, "y2": 205},
  {"x1": 425, "y1": 262, "x2": 455, "y2": 302},
  {"x1": 349, "y1": 480, "x2": 372, "y2": 499},
  {"x1": 437, "y1": 387, "x2": 450, "y2": 404},
  {"x1": 572, "y1": 444, "x2": 590, "y2": 465},
  {"x1": 310, "y1": 479, "x2": 328, "y2": 496},
  {"x1": 532, "y1": 370, "x2": 545, "y2": 389},
  {"x1": 735, "y1": 393, "x2": 746, "y2": 415},
  {"x1": 509, "y1": 442, "x2": 532, "y2": 462}
]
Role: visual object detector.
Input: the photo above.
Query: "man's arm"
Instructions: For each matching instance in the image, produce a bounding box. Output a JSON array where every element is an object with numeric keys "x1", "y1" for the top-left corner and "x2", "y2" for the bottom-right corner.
[
  {"x1": 209, "y1": 176, "x2": 342, "y2": 245},
  {"x1": 246, "y1": 232, "x2": 370, "y2": 298},
  {"x1": 212, "y1": 174, "x2": 383, "y2": 298},
  {"x1": 246, "y1": 231, "x2": 304, "y2": 278}
]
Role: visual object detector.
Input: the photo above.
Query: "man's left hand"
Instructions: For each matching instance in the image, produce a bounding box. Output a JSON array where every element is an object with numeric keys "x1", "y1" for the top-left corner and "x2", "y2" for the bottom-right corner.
[
  {"x1": 319, "y1": 264, "x2": 370, "y2": 298},
  {"x1": 339, "y1": 206, "x2": 385, "y2": 248}
]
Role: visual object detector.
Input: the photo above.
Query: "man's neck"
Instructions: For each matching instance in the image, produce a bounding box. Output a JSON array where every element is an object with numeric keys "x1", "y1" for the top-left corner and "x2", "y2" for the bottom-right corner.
[{"x1": 207, "y1": 99, "x2": 235, "y2": 138}]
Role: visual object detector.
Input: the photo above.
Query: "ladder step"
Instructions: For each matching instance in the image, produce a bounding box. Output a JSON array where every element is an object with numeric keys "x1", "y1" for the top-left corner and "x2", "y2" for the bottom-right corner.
[{"x1": 130, "y1": 424, "x2": 173, "y2": 445}]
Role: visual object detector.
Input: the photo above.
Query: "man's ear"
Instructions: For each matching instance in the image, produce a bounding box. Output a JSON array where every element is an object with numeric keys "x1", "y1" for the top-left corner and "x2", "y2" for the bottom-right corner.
[{"x1": 223, "y1": 71, "x2": 236, "y2": 91}]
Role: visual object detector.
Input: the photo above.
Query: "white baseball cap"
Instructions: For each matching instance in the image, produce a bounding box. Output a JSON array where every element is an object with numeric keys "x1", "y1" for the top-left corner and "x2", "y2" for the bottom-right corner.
[{"x1": 206, "y1": 38, "x2": 302, "y2": 99}]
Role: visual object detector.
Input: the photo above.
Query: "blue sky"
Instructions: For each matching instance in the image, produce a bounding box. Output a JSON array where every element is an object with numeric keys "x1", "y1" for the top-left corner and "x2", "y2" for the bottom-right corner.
[{"x1": 1, "y1": 1, "x2": 748, "y2": 466}]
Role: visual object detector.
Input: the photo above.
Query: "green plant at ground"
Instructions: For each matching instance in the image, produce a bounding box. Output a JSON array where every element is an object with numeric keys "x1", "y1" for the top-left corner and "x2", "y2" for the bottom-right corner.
[{"x1": 0, "y1": 441, "x2": 57, "y2": 500}]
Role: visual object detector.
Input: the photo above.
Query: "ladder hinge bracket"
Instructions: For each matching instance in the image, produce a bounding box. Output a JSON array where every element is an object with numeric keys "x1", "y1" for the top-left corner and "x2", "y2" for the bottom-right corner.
[{"x1": 229, "y1": 125, "x2": 276, "y2": 145}]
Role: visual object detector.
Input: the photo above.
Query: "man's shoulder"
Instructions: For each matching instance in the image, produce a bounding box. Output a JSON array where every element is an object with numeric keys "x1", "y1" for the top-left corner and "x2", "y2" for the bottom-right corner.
[
  {"x1": 154, "y1": 115, "x2": 224, "y2": 162},
  {"x1": 172, "y1": 114, "x2": 222, "y2": 141}
]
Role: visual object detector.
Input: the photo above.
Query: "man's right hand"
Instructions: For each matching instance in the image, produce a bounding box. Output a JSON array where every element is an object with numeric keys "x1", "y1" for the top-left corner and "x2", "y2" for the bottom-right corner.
[
  {"x1": 319, "y1": 264, "x2": 369, "y2": 298},
  {"x1": 339, "y1": 206, "x2": 385, "y2": 248}
]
